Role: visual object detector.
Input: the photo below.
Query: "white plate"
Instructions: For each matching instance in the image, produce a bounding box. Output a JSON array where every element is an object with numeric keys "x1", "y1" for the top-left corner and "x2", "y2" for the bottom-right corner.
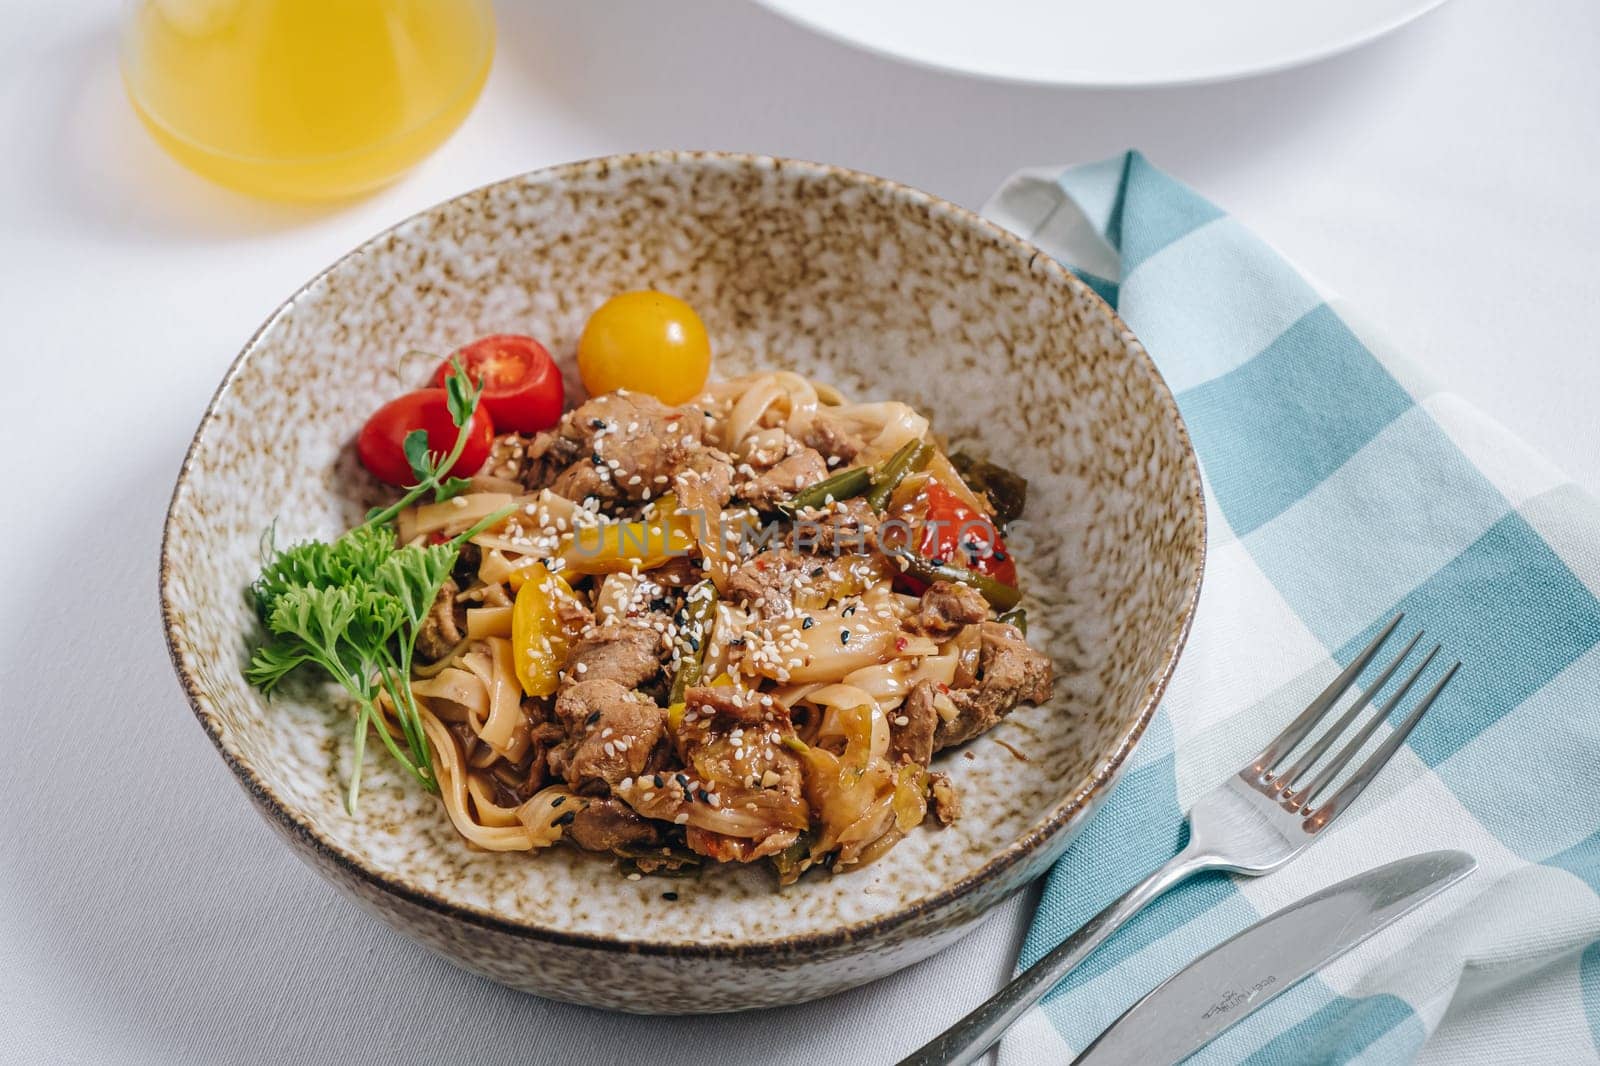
[{"x1": 756, "y1": 0, "x2": 1449, "y2": 88}]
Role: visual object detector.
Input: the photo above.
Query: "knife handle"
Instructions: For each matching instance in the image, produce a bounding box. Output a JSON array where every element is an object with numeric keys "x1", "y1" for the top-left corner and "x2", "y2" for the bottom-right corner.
[{"x1": 899, "y1": 843, "x2": 1219, "y2": 1066}]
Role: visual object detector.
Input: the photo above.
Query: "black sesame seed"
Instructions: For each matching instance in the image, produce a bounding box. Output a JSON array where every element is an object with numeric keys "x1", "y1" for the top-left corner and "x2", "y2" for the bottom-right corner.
[
  {"x1": 801, "y1": 616, "x2": 815, "y2": 629},
  {"x1": 840, "y1": 629, "x2": 851, "y2": 645},
  {"x1": 810, "y1": 567, "x2": 825, "y2": 578},
  {"x1": 675, "y1": 773, "x2": 690, "y2": 789},
  {"x1": 729, "y1": 637, "x2": 746, "y2": 647},
  {"x1": 662, "y1": 891, "x2": 679, "y2": 901},
  {"x1": 591, "y1": 452, "x2": 605, "y2": 465},
  {"x1": 590, "y1": 418, "x2": 607, "y2": 430},
  {"x1": 586, "y1": 711, "x2": 601, "y2": 726},
  {"x1": 552, "y1": 811, "x2": 576, "y2": 827},
  {"x1": 843, "y1": 604, "x2": 856, "y2": 616},
  {"x1": 552, "y1": 796, "x2": 566, "y2": 807},
  {"x1": 650, "y1": 596, "x2": 672, "y2": 613},
  {"x1": 696, "y1": 788, "x2": 710, "y2": 803},
  {"x1": 654, "y1": 774, "x2": 666, "y2": 788}
]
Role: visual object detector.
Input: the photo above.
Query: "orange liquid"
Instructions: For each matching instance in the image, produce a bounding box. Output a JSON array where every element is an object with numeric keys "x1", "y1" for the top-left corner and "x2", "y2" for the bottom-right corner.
[{"x1": 122, "y1": 0, "x2": 495, "y2": 201}]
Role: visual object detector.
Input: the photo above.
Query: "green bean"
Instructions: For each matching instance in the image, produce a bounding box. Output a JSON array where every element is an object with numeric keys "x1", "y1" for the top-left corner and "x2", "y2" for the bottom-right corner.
[
  {"x1": 864, "y1": 439, "x2": 932, "y2": 512},
  {"x1": 783, "y1": 465, "x2": 872, "y2": 513},
  {"x1": 888, "y1": 547, "x2": 1022, "y2": 611}
]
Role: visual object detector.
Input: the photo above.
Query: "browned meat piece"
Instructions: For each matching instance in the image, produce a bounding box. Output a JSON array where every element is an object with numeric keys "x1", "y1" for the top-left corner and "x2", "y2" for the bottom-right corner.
[
  {"x1": 645, "y1": 555, "x2": 704, "y2": 588},
  {"x1": 482, "y1": 434, "x2": 535, "y2": 483},
  {"x1": 799, "y1": 410, "x2": 866, "y2": 465},
  {"x1": 724, "y1": 548, "x2": 813, "y2": 618},
  {"x1": 521, "y1": 719, "x2": 566, "y2": 796},
  {"x1": 506, "y1": 427, "x2": 589, "y2": 491},
  {"x1": 549, "y1": 458, "x2": 614, "y2": 503},
  {"x1": 554, "y1": 594, "x2": 594, "y2": 634},
  {"x1": 928, "y1": 772, "x2": 961, "y2": 825},
  {"x1": 414, "y1": 579, "x2": 463, "y2": 662},
  {"x1": 485, "y1": 717, "x2": 567, "y2": 803},
  {"x1": 890, "y1": 679, "x2": 938, "y2": 765},
  {"x1": 682, "y1": 683, "x2": 766, "y2": 726},
  {"x1": 787, "y1": 497, "x2": 880, "y2": 554},
  {"x1": 673, "y1": 447, "x2": 736, "y2": 512},
  {"x1": 724, "y1": 548, "x2": 887, "y2": 619},
  {"x1": 552, "y1": 678, "x2": 631, "y2": 732},
  {"x1": 535, "y1": 392, "x2": 709, "y2": 503},
  {"x1": 566, "y1": 797, "x2": 662, "y2": 853},
  {"x1": 562, "y1": 623, "x2": 662, "y2": 689},
  {"x1": 737, "y1": 448, "x2": 829, "y2": 509},
  {"x1": 547, "y1": 679, "x2": 668, "y2": 794},
  {"x1": 678, "y1": 685, "x2": 804, "y2": 800},
  {"x1": 906, "y1": 581, "x2": 990, "y2": 638},
  {"x1": 935, "y1": 621, "x2": 1053, "y2": 750},
  {"x1": 735, "y1": 429, "x2": 804, "y2": 470}
]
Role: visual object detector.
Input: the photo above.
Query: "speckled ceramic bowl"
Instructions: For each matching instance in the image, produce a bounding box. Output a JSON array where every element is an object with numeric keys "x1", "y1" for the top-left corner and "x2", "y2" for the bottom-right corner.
[{"x1": 160, "y1": 151, "x2": 1204, "y2": 1013}]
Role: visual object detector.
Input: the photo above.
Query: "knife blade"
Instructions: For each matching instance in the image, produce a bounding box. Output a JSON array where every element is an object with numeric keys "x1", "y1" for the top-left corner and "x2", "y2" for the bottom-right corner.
[{"x1": 1072, "y1": 850, "x2": 1475, "y2": 1066}]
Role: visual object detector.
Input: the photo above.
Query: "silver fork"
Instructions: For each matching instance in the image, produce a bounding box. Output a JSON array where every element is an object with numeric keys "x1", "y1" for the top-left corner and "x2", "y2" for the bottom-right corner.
[{"x1": 900, "y1": 613, "x2": 1461, "y2": 1066}]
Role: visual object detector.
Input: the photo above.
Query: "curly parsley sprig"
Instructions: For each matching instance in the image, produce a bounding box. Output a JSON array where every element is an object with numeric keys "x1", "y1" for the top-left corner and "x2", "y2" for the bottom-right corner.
[{"x1": 247, "y1": 358, "x2": 515, "y2": 813}]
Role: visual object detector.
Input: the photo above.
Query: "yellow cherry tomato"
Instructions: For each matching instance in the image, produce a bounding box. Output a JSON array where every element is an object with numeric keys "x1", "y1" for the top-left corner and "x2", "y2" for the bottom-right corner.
[{"x1": 576, "y1": 290, "x2": 711, "y2": 404}]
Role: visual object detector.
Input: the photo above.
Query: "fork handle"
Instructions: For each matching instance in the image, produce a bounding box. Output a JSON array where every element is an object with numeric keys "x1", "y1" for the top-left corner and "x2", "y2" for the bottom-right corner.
[{"x1": 898, "y1": 844, "x2": 1219, "y2": 1066}]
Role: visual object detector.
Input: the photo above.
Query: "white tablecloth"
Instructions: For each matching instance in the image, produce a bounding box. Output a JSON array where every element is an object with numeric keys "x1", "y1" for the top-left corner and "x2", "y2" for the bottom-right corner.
[{"x1": 3, "y1": 1, "x2": 1596, "y2": 1062}]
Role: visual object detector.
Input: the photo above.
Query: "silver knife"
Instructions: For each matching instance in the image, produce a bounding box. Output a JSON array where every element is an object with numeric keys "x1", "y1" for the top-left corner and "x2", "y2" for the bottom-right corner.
[{"x1": 1073, "y1": 850, "x2": 1476, "y2": 1066}]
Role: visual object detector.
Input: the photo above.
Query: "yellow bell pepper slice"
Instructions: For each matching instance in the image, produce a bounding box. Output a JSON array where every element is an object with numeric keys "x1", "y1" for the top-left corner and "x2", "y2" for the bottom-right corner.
[
  {"x1": 556, "y1": 492, "x2": 696, "y2": 576},
  {"x1": 511, "y1": 568, "x2": 580, "y2": 698}
]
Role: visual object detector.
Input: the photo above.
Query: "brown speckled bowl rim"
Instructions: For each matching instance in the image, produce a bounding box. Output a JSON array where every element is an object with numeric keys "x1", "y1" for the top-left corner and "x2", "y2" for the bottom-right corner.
[{"x1": 158, "y1": 150, "x2": 1206, "y2": 960}]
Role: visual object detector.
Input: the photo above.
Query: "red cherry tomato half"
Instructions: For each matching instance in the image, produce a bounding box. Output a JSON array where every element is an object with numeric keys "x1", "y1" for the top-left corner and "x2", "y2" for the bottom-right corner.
[
  {"x1": 357, "y1": 388, "x2": 494, "y2": 487},
  {"x1": 895, "y1": 479, "x2": 1019, "y2": 596},
  {"x1": 433, "y1": 334, "x2": 563, "y2": 434}
]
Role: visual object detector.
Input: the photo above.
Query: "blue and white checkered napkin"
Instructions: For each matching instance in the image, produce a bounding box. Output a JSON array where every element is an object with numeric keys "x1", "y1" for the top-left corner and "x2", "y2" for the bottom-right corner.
[{"x1": 982, "y1": 153, "x2": 1600, "y2": 1065}]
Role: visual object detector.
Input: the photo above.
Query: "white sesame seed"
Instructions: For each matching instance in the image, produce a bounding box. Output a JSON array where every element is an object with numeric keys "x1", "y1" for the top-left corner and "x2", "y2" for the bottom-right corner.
[{"x1": 673, "y1": 813, "x2": 689, "y2": 825}]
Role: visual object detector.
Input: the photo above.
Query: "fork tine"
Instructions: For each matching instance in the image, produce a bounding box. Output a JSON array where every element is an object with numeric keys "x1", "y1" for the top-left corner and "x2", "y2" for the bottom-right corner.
[
  {"x1": 1251, "y1": 613, "x2": 1404, "y2": 775},
  {"x1": 1294, "y1": 643, "x2": 1440, "y2": 808},
  {"x1": 1275, "y1": 630, "x2": 1424, "y2": 794},
  {"x1": 1303, "y1": 659, "x2": 1459, "y2": 830}
]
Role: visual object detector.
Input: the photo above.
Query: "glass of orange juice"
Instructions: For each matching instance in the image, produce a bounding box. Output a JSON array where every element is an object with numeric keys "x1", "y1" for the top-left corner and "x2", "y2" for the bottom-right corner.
[{"x1": 121, "y1": 0, "x2": 495, "y2": 201}]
